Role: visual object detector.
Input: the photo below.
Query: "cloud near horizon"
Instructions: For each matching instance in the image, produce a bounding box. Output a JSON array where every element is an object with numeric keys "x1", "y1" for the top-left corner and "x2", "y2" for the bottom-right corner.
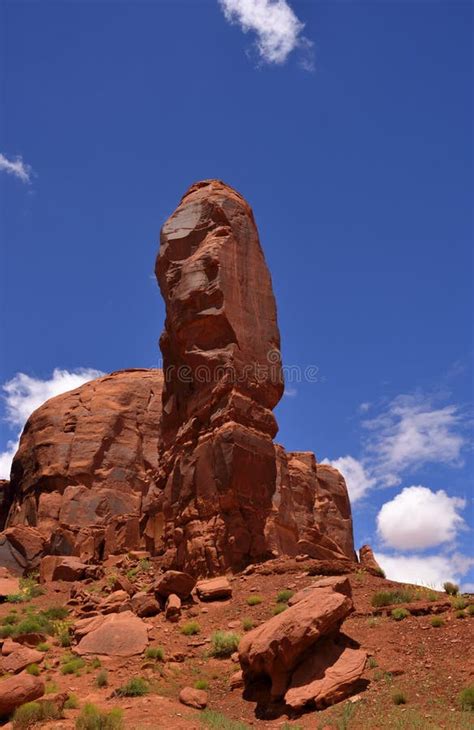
[
  {"x1": 375, "y1": 551, "x2": 474, "y2": 591},
  {"x1": 0, "y1": 368, "x2": 103, "y2": 479},
  {"x1": 0, "y1": 153, "x2": 32, "y2": 183},
  {"x1": 218, "y1": 0, "x2": 312, "y2": 67}
]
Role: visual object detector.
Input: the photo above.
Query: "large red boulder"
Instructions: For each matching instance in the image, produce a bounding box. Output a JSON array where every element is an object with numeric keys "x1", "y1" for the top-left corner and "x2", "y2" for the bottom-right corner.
[{"x1": 0, "y1": 672, "x2": 44, "y2": 716}]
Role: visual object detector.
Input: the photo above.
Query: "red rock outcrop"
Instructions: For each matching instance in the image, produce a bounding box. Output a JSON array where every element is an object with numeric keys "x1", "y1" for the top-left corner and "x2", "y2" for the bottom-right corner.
[
  {"x1": 3, "y1": 369, "x2": 163, "y2": 564},
  {"x1": 359, "y1": 544, "x2": 384, "y2": 575},
  {"x1": 1, "y1": 180, "x2": 356, "y2": 577}
]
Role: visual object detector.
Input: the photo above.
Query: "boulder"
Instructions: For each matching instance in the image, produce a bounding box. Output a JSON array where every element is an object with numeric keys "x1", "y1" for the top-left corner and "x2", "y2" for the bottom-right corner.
[
  {"x1": 288, "y1": 576, "x2": 352, "y2": 606},
  {"x1": 0, "y1": 569, "x2": 20, "y2": 598},
  {"x1": 39, "y1": 555, "x2": 89, "y2": 583},
  {"x1": 239, "y1": 587, "x2": 353, "y2": 698},
  {"x1": 165, "y1": 593, "x2": 181, "y2": 622},
  {"x1": 155, "y1": 571, "x2": 196, "y2": 600},
  {"x1": 110, "y1": 573, "x2": 134, "y2": 595},
  {"x1": 1, "y1": 646, "x2": 43, "y2": 674},
  {"x1": 0, "y1": 526, "x2": 47, "y2": 574},
  {"x1": 98, "y1": 590, "x2": 131, "y2": 614},
  {"x1": 74, "y1": 611, "x2": 148, "y2": 656},
  {"x1": 196, "y1": 576, "x2": 232, "y2": 601},
  {"x1": 130, "y1": 591, "x2": 160, "y2": 618},
  {"x1": 1, "y1": 639, "x2": 22, "y2": 656},
  {"x1": 285, "y1": 637, "x2": 367, "y2": 709},
  {"x1": 179, "y1": 687, "x2": 208, "y2": 709},
  {"x1": 0, "y1": 672, "x2": 44, "y2": 716}
]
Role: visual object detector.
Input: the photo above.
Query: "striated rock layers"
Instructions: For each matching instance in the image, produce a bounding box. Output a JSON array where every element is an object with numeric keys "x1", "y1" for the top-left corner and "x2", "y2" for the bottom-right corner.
[
  {"x1": 2, "y1": 369, "x2": 163, "y2": 568},
  {"x1": 2, "y1": 180, "x2": 356, "y2": 576},
  {"x1": 144, "y1": 180, "x2": 356, "y2": 574}
]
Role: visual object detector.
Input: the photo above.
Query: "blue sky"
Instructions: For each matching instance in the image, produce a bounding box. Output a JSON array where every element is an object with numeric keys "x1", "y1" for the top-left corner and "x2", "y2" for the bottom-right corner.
[{"x1": 1, "y1": 0, "x2": 472, "y2": 588}]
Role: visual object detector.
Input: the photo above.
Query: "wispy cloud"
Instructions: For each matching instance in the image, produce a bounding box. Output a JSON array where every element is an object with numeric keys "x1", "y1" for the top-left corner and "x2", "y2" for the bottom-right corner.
[
  {"x1": 0, "y1": 153, "x2": 33, "y2": 184},
  {"x1": 0, "y1": 368, "x2": 103, "y2": 478},
  {"x1": 218, "y1": 0, "x2": 313, "y2": 67},
  {"x1": 324, "y1": 392, "x2": 469, "y2": 502}
]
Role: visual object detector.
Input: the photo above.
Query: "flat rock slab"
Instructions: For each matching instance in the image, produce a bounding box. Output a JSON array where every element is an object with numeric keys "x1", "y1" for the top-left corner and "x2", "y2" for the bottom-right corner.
[
  {"x1": 75, "y1": 610, "x2": 148, "y2": 656},
  {"x1": 1, "y1": 646, "x2": 44, "y2": 674},
  {"x1": 196, "y1": 576, "x2": 232, "y2": 601},
  {"x1": 285, "y1": 638, "x2": 367, "y2": 709},
  {"x1": 0, "y1": 574, "x2": 20, "y2": 598}
]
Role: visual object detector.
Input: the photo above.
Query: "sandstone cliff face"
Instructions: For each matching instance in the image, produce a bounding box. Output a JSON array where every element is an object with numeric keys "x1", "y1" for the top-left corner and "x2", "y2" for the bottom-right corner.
[
  {"x1": 4, "y1": 369, "x2": 163, "y2": 563},
  {"x1": 1, "y1": 180, "x2": 356, "y2": 575},
  {"x1": 143, "y1": 180, "x2": 355, "y2": 574}
]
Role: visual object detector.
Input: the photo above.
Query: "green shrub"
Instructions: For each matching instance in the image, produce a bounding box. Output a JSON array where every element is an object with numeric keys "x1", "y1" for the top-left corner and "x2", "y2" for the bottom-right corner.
[
  {"x1": 96, "y1": 669, "x2": 109, "y2": 688},
  {"x1": 145, "y1": 645, "x2": 164, "y2": 661},
  {"x1": 367, "y1": 617, "x2": 379, "y2": 628},
  {"x1": 45, "y1": 681, "x2": 59, "y2": 694},
  {"x1": 427, "y1": 591, "x2": 438, "y2": 602},
  {"x1": 6, "y1": 593, "x2": 26, "y2": 604},
  {"x1": 90, "y1": 656, "x2": 102, "y2": 669},
  {"x1": 26, "y1": 663, "x2": 40, "y2": 676},
  {"x1": 36, "y1": 642, "x2": 50, "y2": 652},
  {"x1": 246, "y1": 595, "x2": 263, "y2": 606},
  {"x1": 2, "y1": 612, "x2": 18, "y2": 625},
  {"x1": 209, "y1": 631, "x2": 240, "y2": 658},
  {"x1": 75, "y1": 703, "x2": 123, "y2": 729},
  {"x1": 275, "y1": 589, "x2": 294, "y2": 604},
  {"x1": 126, "y1": 568, "x2": 138, "y2": 581},
  {"x1": 138, "y1": 558, "x2": 151, "y2": 572},
  {"x1": 200, "y1": 709, "x2": 250, "y2": 729},
  {"x1": 367, "y1": 656, "x2": 378, "y2": 669},
  {"x1": 456, "y1": 609, "x2": 466, "y2": 619},
  {"x1": 467, "y1": 604, "x2": 474, "y2": 616},
  {"x1": 13, "y1": 700, "x2": 62, "y2": 728},
  {"x1": 43, "y1": 605, "x2": 69, "y2": 620},
  {"x1": 242, "y1": 617, "x2": 254, "y2": 631},
  {"x1": 272, "y1": 603, "x2": 287, "y2": 615},
  {"x1": 64, "y1": 694, "x2": 80, "y2": 709},
  {"x1": 459, "y1": 685, "x2": 474, "y2": 711},
  {"x1": 180, "y1": 621, "x2": 200, "y2": 636},
  {"x1": 195, "y1": 679, "x2": 209, "y2": 690},
  {"x1": 391, "y1": 608, "x2": 410, "y2": 621},
  {"x1": 61, "y1": 657, "x2": 86, "y2": 675},
  {"x1": 115, "y1": 677, "x2": 149, "y2": 697},
  {"x1": 452, "y1": 597, "x2": 467, "y2": 610},
  {"x1": 443, "y1": 581, "x2": 459, "y2": 596},
  {"x1": 430, "y1": 616, "x2": 444, "y2": 627},
  {"x1": 371, "y1": 589, "x2": 413, "y2": 607},
  {"x1": 392, "y1": 691, "x2": 407, "y2": 705},
  {"x1": 373, "y1": 567, "x2": 386, "y2": 578}
]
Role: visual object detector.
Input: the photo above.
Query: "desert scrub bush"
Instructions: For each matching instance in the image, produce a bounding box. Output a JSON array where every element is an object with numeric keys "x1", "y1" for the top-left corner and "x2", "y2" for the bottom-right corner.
[
  {"x1": 75, "y1": 703, "x2": 123, "y2": 730},
  {"x1": 138, "y1": 558, "x2": 151, "y2": 572},
  {"x1": 242, "y1": 617, "x2": 254, "y2": 631},
  {"x1": 367, "y1": 656, "x2": 378, "y2": 669},
  {"x1": 200, "y1": 709, "x2": 250, "y2": 729},
  {"x1": 180, "y1": 620, "x2": 200, "y2": 636},
  {"x1": 45, "y1": 681, "x2": 59, "y2": 694},
  {"x1": 61, "y1": 656, "x2": 86, "y2": 675},
  {"x1": 126, "y1": 567, "x2": 138, "y2": 580},
  {"x1": 458, "y1": 685, "x2": 474, "y2": 711},
  {"x1": 371, "y1": 589, "x2": 413, "y2": 607},
  {"x1": 451, "y1": 596, "x2": 467, "y2": 610},
  {"x1": 96, "y1": 669, "x2": 109, "y2": 688},
  {"x1": 64, "y1": 694, "x2": 80, "y2": 709},
  {"x1": 115, "y1": 677, "x2": 149, "y2": 697},
  {"x1": 13, "y1": 700, "x2": 62, "y2": 728},
  {"x1": 367, "y1": 617, "x2": 379, "y2": 628},
  {"x1": 209, "y1": 631, "x2": 240, "y2": 658},
  {"x1": 467, "y1": 604, "x2": 474, "y2": 616},
  {"x1": 195, "y1": 679, "x2": 209, "y2": 690},
  {"x1": 373, "y1": 567, "x2": 386, "y2": 578},
  {"x1": 430, "y1": 616, "x2": 444, "y2": 627},
  {"x1": 392, "y1": 691, "x2": 407, "y2": 705},
  {"x1": 275, "y1": 589, "x2": 294, "y2": 604},
  {"x1": 272, "y1": 603, "x2": 287, "y2": 615},
  {"x1": 6, "y1": 593, "x2": 26, "y2": 604},
  {"x1": 36, "y1": 642, "x2": 50, "y2": 652},
  {"x1": 43, "y1": 605, "x2": 69, "y2": 620},
  {"x1": 391, "y1": 608, "x2": 410, "y2": 621},
  {"x1": 25, "y1": 663, "x2": 41, "y2": 676},
  {"x1": 246, "y1": 595, "x2": 263, "y2": 606},
  {"x1": 455, "y1": 609, "x2": 466, "y2": 619},
  {"x1": 145, "y1": 645, "x2": 164, "y2": 661},
  {"x1": 90, "y1": 656, "x2": 102, "y2": 669},
  {"x1": 443, "y1": 581, "x2": 459, "y2": 595},
  {"x1": 54, "y1": 619, "x2": 72, "y2": 647}
]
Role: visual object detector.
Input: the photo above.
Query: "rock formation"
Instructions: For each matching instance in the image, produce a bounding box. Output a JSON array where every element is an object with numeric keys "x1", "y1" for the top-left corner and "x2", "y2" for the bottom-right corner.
[
  {"x1": 1, "y1": 180, "x2": 356, "y2": 576},
  {"x1": 144, "y1": 179, "x2": 355, "y2": 574},
  {"x1": 2, "y1": 369, "x2": 163, "y2": 567}
]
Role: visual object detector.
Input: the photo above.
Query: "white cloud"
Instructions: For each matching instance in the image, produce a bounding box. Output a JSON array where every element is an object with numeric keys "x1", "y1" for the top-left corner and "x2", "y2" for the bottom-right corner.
[
  {"x1": 322, "y1": 455, "x2": 376, "y2": 503},
  {"x1": 0, "y1": 368, "x2": 103, "y2": 478},
  {"x1": 218, "y1": 0, "x2": 311, "y2": 65},
  {"x1": 283, "y1": 386, "x2": 297, "y2": 397},
  {"x1": 375, "y1": 551, "x2": 474, "y2": 591},
  {"x1": 377, "y1": 485, "x2": 466, "y2": 550},
  {"x1": 364, "y1": 395, "x2": 466, "y2": 485},
  {"x1": 0, "y1": 153, "x2": 32, "y2": 183}
]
